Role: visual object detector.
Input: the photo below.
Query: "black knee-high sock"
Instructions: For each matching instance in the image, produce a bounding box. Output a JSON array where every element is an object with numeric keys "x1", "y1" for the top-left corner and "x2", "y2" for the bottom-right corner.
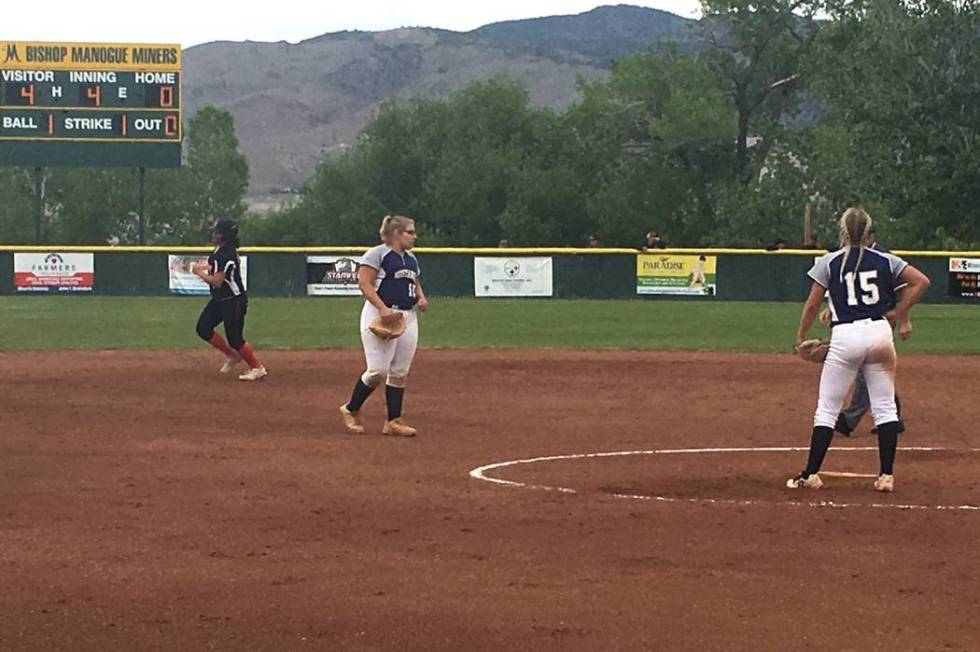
[
  {"x1": 386, "y1": 385, "x2": 404, "y2": 421},
  {"x1": 804, "y1": 426, "x2": 835, "y2": 476},
  {"x1": 876, "y1": 421, "x2": 900, "y2": 475},
  {"x1": 347, "y1": 380, "x2": 375, "y2": 412}
]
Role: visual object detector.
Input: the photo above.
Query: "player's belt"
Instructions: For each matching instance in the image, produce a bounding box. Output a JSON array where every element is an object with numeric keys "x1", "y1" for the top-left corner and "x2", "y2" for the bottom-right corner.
[
  {"x1": 386, "y1": 303, "x2": 414, "y2": 311},
  {"x1": 834, "y1": 316, "x2": 885, "y2": 326}
]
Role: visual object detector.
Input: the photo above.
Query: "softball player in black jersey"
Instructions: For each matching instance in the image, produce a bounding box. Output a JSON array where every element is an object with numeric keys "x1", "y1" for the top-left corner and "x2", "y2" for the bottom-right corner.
[{"x1": 193, "y1": 219, "x2": 268, "y2": 381}]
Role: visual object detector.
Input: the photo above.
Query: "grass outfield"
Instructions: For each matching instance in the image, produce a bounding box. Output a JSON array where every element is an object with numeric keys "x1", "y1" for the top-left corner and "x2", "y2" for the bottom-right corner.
[{"x1": 0, "y1": 296, "x2": 977, "y2": 354}]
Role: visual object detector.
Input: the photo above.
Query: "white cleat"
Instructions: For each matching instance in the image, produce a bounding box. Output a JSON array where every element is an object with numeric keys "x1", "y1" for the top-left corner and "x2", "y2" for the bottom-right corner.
[
  {"x1": 238, "y1": 366, "x2": 268, "y2": 382},
  {"x1": 873, "y1": 474, "x2": 895, "y2": 492},
  {"x1": 786, "y1": 472, "x2": 823, "y2": 489},
  {"x1": 220, "y1": 354, "x2": 243, "y2": 373}
]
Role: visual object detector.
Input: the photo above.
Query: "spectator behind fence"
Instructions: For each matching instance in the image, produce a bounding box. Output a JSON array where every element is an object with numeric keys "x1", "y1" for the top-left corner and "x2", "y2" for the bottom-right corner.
[
  {"x1": 765, "y1": 238, "x2": 787, "y2": 252},
  {"x1": 587, "y1": 234, "x2": 601, "y2": 248},
  {"x1": 641, "y1": 231, "x2": 667, "y2": 250},
  {"x1": 498, "y1": 239, "x2": 509, "y2": 248},
  {"x1": 801, "y1": 233, "x2": 819, "y2": 250}
]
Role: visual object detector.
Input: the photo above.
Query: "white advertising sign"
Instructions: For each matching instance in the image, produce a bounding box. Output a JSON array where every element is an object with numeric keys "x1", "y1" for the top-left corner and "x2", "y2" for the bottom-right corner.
[{"x1": 474, "y1": 257, "x2": 553, "y2": 297}]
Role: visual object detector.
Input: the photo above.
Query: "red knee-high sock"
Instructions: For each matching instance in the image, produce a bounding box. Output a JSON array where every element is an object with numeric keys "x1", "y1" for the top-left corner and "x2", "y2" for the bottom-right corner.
[
  {"x1": 238, "y1": 343, "x2": 262, "y2": 368},
  {"x1": 208, "y1": 333, "x2": 237, "y2": 357}
]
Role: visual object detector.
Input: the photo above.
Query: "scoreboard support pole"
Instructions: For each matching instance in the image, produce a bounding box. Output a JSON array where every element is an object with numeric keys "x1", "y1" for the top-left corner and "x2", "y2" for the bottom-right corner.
[
  {"x1": 137, "y1": 166, "x2": 146, "y2": 245},
  {"x1": 32, "y1": 166, "x2": 43, "y2": 244}
]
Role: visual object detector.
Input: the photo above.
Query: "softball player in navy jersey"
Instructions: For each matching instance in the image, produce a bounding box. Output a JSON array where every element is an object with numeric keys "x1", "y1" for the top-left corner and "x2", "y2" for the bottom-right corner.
[
  {"x1": 340, "y1": 215, "x2": 428, "y2": 436},
  {"x1": 788, "y1": 208, "x2": 930, "y2": 492},
  {"x1": 192, "y1": 219, "x2": 268, "y2": 381},
  {"x1": 827, "y1": 233, "x2": 905, "y2": 436}
]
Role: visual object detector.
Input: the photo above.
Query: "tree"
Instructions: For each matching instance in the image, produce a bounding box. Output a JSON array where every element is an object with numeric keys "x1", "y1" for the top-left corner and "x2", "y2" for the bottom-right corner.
[
  {"x1": 0, "y1": 169, "x2": 35, "y2": 243},
  {"x1": 182, "y1": 106, "x2": 250, "y2": 240},
  {"x1": 806, "y1": 0, "x2": 980, "y2": 247},
  {"x1": 698, "y1": 0, "x2": 820, "y2": 186},
  {"x1": 566, "y1": 52, "x2": 736, "y2": 246},
  {"x1": 296, "y1": 79, "x2": 574, "y2": 247},
  {"x1": 43, "y1": 168, "x2": 135, "y2": 244}
]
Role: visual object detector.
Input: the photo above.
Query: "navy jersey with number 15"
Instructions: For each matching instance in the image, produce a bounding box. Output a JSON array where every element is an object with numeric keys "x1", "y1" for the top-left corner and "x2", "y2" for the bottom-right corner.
[
  {"x1": 809, "y1": 247, "x2": 907, "y2": 326},
  {"x1": 360, "y1": 244, "x2": 420, "y2": 309}
]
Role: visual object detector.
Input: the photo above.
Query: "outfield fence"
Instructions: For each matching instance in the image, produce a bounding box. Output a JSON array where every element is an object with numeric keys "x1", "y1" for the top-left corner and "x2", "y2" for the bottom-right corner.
[{"x1": 0, "y1": 246, "x2": 977, "y2": 303}]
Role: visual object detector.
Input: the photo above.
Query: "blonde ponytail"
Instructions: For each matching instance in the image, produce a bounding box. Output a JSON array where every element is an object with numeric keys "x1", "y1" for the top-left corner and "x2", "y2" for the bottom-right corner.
[
  {"x1": 838, "y1": 208, "x2": 873, "y2": 282},
  {"x1": 379, "y1": 214, "x2": 414, "y2": 243}
]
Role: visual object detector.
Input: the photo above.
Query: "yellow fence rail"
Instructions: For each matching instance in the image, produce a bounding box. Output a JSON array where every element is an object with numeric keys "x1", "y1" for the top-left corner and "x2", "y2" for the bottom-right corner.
[{"x1": 0, "y1": 245, "x2": 977, "y2": 258}]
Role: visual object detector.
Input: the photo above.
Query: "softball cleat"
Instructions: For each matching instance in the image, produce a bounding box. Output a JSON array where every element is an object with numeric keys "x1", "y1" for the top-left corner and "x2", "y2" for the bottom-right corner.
[
  {"x1": 873, "y1": 474, "x2": 895, "y2": 492},
  {"x1": 238, "y1": 366, "x2": 268, "y2": 381},
  {"x1": 382, "y1": 419, "x2": 417, "y2": 437},
  {"x1": 339, "y1": 404, "x2": 365, "y2": 434},
  {"x1": 786, "y1": 472, "x2": 823, "y2": 489},
  {"x1": 220, "y1": 354, "x2": 243, "y2": 373}
]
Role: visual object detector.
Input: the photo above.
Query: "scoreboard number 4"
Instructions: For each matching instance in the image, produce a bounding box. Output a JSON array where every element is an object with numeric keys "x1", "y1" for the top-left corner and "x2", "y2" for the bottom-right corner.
[{"x1": 86, "y1": 85, "x2": 101, "y2": 106}]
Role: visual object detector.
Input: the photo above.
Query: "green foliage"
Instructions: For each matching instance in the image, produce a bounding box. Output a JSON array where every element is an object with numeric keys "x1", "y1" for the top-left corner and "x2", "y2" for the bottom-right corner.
[
  {"x1": 4, "y1": 3, "x2": 978, "y2": 250},
  {"x1": 0, "y1": 169, "x2": 35, "y2": 243},
  {"x1": 44, "y1": 168, "x2": 136, "y2": 244},
  {"x1": 570, "y1": 53, "x2": 737, "y2": 246},
  {"x1": 699, "y1": 0, "x2": 820, "y2": 185},
  {"x1": 806, "y1": 0, "x2": 980, "y2": 248},
  {"x1": 292, "y1": 79, "x2": 589, "y2": 247},
  {"x1": 0, "y1": 106, "x2": 249, "y2": 246}
]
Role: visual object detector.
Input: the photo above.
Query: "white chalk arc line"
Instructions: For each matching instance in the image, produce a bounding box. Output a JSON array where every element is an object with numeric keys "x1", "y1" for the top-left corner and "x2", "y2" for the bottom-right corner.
[{"x1": 469, "y1": 446, "x2": 980, "y2": 512}]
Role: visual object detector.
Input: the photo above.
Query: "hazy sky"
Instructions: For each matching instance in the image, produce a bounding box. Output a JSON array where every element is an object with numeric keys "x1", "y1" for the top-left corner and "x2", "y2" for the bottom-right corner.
[{"x1": 2, "y1": 1, "x2": 702, "y2": 48}]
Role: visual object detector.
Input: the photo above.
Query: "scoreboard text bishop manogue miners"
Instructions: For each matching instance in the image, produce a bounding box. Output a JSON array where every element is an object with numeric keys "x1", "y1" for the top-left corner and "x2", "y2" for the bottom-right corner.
[{"x1": 5, "y1": 44, "x2": 179, "y2": 66}]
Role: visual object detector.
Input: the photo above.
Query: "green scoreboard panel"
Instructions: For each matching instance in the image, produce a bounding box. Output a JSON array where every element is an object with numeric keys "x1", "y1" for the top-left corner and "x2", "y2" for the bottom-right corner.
[{"x1": 0, "y1": 41, "x2": 182, "y2": 167}]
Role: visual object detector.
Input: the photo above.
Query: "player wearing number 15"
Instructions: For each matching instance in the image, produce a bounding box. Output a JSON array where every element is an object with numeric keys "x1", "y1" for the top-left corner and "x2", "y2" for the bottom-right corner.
[{"x1": 787, "y1": 208, "x2": 930, "y2": 492}]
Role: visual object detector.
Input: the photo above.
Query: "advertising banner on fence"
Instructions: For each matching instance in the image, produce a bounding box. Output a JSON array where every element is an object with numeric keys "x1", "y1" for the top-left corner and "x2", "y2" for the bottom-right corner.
[
  {"x1": 14, "y1": 252, "x2": 94, "y2": 293},
  {"x1": 168, "y1": 255, "x2": 248, "y2": 296},
  {"x1": 306, "y1": 255, "x2": 361, "y2": 296},
  {"x1": 948, "y1": 257, "x2": 980, "y2": 298},
  {"x1": 637, "y1": 254, "x2": 717, "y2": 296},
  {"x1": 474, "y1": 257, "x2": 553, "y2": 297}
]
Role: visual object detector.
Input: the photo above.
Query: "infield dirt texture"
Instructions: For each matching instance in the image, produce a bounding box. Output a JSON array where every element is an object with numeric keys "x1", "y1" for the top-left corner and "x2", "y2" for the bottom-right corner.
[{"x1": 2, "y1": 347, "x2": 978, "y2": 650}]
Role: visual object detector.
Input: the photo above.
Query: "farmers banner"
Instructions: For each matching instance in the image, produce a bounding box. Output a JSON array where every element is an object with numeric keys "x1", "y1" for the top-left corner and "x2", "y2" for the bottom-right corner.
[{"x1": 14, "y1": 252, "x2": 94, "y2": 293}]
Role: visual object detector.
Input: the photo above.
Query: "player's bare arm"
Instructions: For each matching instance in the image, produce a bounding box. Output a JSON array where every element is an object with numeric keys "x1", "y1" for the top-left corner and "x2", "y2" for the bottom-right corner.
[
  {"x1": 415, "y1": 278, "x2": 428, "y2": 312},
  {"x1": 192, "y1": 263, "x2": 225, "y2": 288},
  {"x1": 358, "y1": 265, "x2": 395, "y2": 320},
  {"x1": 886, "y1": 265, "x2": 931, "y2": 340},
  {"x1": 796, "y1": 282, "x2": 827, "y2": 346}
]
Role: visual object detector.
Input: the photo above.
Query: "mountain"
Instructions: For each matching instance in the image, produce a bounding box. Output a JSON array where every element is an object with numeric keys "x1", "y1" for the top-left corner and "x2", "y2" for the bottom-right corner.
[
  {"x1": 181, "y1": 5, "x2": 698, "y2": 203},
  {"x1": 468, "y1": 5, "x2": 699, "y2": 63}
]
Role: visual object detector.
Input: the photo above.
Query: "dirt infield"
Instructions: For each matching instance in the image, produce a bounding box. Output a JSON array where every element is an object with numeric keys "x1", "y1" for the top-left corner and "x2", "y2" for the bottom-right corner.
[{"x1": 2, "y1": 349, "x2": 979, "y2": 650}]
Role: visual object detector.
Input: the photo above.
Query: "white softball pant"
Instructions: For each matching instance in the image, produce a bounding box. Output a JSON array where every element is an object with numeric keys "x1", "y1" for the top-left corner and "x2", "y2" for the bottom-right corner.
[
  {"x1": 359, "y1": 302, "x2": 419, "y2": 387},
  {"x1": 814, "y1": 319, "x2": 898, "y2": 428}
]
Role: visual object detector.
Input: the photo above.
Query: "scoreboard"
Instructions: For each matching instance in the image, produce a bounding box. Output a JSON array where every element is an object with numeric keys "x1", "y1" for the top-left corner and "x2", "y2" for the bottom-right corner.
[{"x1": 0, "y1": 41, "x2": 182, "y2": 168}]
